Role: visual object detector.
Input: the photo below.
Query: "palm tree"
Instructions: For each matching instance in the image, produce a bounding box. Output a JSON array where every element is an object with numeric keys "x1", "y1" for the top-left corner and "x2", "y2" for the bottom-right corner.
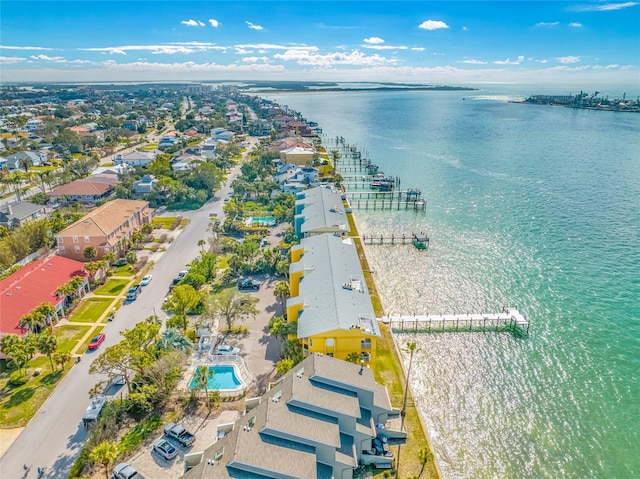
[
  {"x1": 35, "y1": 303, "x2": 57, "y2": 326},
  {"x1": 273, "y1": 281, "x2": 290, "y2": 317},
  {"x1": 417, "y1": 446, "x2": 434, "y2": 478},
  {"x1": 397, "y1": 341, "x2": 420, "y2": 479},
  {"x1": 192, "y1": 365, "x2": 215, "y2": 411},
  {"x1": 53, "y1": 351, "x2": 71, "y2": 371},
  {"x1": 89, "y1": 441, "x2": 119, "y2": 479},
  {"x1": 103, "y1": 251, "x2": 117, "y2": 267},
  {"x1": 17, "y1": 156, "x2": 33, "y2": 172},
  {"x1": 156, "y1": 328, "x2": 193, "y2": 354},
  {"x1": 84, "y1": 261, "x2": 100, "y2": 282},
  {"x1": 20, "y1": 311, "x2": 44, "y2": 333},
  {"x1": 38, "y1": 332, "x2": 58, "y2": 372}
]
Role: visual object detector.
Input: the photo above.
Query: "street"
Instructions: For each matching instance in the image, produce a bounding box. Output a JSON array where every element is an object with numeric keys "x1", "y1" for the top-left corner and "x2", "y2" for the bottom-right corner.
[{"x1": 0, "y1": 156, "x2": 244, "y2": 477}]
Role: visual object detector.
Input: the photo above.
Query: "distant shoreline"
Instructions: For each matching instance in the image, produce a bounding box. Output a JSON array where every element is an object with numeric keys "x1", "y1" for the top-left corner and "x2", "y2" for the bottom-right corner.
[
  {"x1": 253, "y1": 86, "x2": 477, "y2": 94},
  {"x1": 510, "y1": 93, "x2": 640, "y2": 113}
]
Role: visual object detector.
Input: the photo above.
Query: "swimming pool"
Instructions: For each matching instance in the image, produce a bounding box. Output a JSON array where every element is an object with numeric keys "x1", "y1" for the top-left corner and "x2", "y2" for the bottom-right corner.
[
  {"x1": 190, "y1": 365, "x2": 242, "y2": 391},
  {"x1": 249, "y1": 216, "x2": 276, "y2": 226}
]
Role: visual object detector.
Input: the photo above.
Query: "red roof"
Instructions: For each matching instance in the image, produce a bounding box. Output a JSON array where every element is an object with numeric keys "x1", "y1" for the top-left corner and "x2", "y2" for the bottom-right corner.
[{"x1": 0, "y1": 255, "x2": 87, "y2": 336}]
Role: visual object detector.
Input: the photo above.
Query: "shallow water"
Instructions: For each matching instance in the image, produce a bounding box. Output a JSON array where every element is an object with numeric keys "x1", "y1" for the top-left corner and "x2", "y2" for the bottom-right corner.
[{"x1": 273, "y1": 87, "x2": 640, "y2": 479}]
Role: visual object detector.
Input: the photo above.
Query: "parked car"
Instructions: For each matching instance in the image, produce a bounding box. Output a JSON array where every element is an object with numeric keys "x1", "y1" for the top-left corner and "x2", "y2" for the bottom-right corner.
[
  {"x1": 177, "y1": 270, "x2": 188, "y2": 280},
  {"x1": 164, "y1": 422, "x2": 195, "y2": 447},
  {"x1": 113, "y1": 462, "x2": 144, "y2": 479},
  {"x1": 140, "y1": 274, "x2": 153, "y2": 286},
  {"x1": 88, "y1": 333, "x2": 105, "y2": 350},
  {"x1": 215, "y1": 344, "x2": 240, "y2": 356},
  {"x1": 238, "y1": 279, "x2": 260, "y2": 291},
  {"x1": 126, "y1": 284, "x2": 141, "y2": 301},
  {"x1": 153, "y1": 438, "x2": 178, "y2": 460}
]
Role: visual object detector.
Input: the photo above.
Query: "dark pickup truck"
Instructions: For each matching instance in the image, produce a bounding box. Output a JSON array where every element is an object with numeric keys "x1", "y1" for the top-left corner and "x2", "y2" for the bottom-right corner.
[{"x1": 164, "y1": 422, "x2": 195, "y2": 447}]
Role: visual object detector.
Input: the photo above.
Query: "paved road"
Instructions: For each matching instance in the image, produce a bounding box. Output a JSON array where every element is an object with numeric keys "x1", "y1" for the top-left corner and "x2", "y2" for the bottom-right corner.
[{"x1": 0, "y1": 158, "x2": 245, "y2": 478}]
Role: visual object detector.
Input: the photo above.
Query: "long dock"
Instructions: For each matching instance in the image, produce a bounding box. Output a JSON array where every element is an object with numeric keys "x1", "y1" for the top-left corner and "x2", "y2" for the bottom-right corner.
[
  {"x1": 380, "y1": 307, "x2": 530, "y2": 335},
  {"x1": 362, "y1": 232, "x2": 429, "y2": 248},
  {"x1": 348, "y1": 197, "x2": 426, "y2": 211}
]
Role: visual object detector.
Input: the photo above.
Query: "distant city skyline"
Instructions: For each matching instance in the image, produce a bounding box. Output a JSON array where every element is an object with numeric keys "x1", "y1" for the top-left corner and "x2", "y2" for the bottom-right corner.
[{"x1": 1, "y1": 1, "x2": 639, "y2": 84}]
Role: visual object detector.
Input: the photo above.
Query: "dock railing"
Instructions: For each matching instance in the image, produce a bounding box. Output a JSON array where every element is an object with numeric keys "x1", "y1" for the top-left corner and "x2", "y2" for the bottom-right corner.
[{"x1": 380, "y1": 307, "x2": 530, "y2": 336}]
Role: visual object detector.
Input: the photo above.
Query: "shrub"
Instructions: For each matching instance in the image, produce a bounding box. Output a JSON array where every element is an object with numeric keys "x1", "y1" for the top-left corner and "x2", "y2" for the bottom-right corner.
[
  {"x1": 8, "y1": 370, "x2": 28, "y2": 387},
  {"x1": 185, "y1": 329, "x2": 197, "y2": 342}
]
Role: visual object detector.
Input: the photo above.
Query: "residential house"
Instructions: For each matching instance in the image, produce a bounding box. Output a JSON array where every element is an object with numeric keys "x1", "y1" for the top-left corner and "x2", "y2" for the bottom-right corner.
[
  {"x1": 0, "y1": 201, "x2": 47, "y2": 228},
  {"x1": 48, "y1": 175, "x2": 118, "y2": 205},
  {"x1": 0, "y1": 156, "x2": 7, "y2": 170},
  {"x1": 121, "y1": 119, "x2": 138, "y2": 131},
  {"x1": 4, "y1": 150, "x2": 46, "y2": 170},
  {"x1": 278, "y1": 166, "x2": 320, "y2": 194},
  {"x1": 26, "y1": 119, "x2": 43, "y2": 131},
  {"x1": 0, "y1": 255, "x2": 89, "y2": 336},
  {"x1": 286, "y1": 120, "x2": 314, "y2": 136},
  {"x1": 115, "y1": 151, "x2": 155, "y2": 167},
  {"x1": 181, "y1": 353, "x2": 404, "y2": 479},
  {"x1": 294, "y1": 186, "x2": 350, "y2": 238},
  {"x1": 171, "y1": 154, "x2": 203, "y2": 172},
  {"x1": 287, "y1": 234, "x2": 379, "y2": 366},
  {"x1": 211, "y1": 127, "x2": 234, "y2": 142},
  {"x1": 133, "y1": 175, "x2": 158, "y2": 195},
  {"x1": 272, "y1": 114, "x2": 294, "y2": 128},
  {"x1": 280, "y1": 146, "x2": 316, "y2": 166},
  {"x1": 55, "y1": 199, "x2": 153, "y2": 261}
]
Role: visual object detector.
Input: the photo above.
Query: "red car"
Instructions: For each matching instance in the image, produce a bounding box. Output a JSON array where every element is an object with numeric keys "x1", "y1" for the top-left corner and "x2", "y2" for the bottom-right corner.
[{"x1": 88, "y1": 333, "x2": 106, "y2": 350}]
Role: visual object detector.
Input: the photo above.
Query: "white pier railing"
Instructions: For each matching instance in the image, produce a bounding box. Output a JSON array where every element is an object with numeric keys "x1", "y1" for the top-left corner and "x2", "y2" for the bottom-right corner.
[{"x1": 380, "y1": 307, "x2": 530, "y2": 335}]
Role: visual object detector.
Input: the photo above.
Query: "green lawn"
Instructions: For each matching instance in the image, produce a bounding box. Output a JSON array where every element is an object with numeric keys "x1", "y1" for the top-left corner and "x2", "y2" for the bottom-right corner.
[
  {"x1": 0, "y1": 357, "x2": 71, "y2": 428},
  {"x1": 68, "y1": 297, "x2": 113, "y2": 322},
  {"x1": 153, "y1": 217, "x2": 178, "y2": 228},
  {"x1": 94, "y1": 278, "x2": 130, "y2": 296},
  {"x1": 55, "y1": 324, "x2": 91, "y2": 353},
  {"x1": 111, "y1": 264, "x2": 136, "y2": 277}
]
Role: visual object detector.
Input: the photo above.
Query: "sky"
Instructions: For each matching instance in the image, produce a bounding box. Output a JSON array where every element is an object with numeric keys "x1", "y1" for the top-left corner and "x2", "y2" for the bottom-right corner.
[{"x1": 1, "y1": 1, "x2": 639, "y2": 85}]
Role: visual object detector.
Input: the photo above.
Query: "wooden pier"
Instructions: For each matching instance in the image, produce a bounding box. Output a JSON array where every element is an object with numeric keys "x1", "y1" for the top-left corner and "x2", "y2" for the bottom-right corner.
[
  {"x1": 380, "y1": 307, "x2": 530, "y2": 336},
  {"x1": 362, "y1": 232, "x2": 429, "y2": 248},
  {"x1": 345, "y1": 189, "x2": 422, "y2": 201},
  {"x1": 348, "y1": 197, "x2": 426, "y2": 211}
]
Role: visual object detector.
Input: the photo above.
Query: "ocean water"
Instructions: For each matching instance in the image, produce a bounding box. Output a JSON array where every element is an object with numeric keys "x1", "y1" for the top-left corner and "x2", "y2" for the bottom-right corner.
[{"x1": 271, "y1": 87, "x2": 640, "y2": 479}]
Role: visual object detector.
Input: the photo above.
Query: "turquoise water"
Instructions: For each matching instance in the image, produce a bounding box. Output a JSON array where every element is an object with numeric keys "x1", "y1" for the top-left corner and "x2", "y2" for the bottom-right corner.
[
  {"x1": 272, "y1": 88, "x2": 639, "y2": 479},
  {"x1": 251, "y1": 216, "x2": 276, "y2": 225},
  {"x1": 190, "y1": 365, "x2": 242, "y2": 391}
]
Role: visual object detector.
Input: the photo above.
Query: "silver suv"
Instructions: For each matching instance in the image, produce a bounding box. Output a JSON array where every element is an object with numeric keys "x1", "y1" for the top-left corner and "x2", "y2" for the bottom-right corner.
[{"x1": 113, "y1": 462, "x2": 144, "y2": 479}]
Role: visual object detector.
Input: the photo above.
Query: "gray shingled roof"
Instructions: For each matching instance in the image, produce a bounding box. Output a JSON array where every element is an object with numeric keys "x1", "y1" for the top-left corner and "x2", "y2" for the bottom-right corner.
[
  {"x1": 296, "y1": 187, "x2": 349, "y2": 235},
  {"x1": 182, "y1": 354, "x2": 394, "y2": 479},
  {"x1": 293, "y1": 234, "x2": 379, "y2": 339}
]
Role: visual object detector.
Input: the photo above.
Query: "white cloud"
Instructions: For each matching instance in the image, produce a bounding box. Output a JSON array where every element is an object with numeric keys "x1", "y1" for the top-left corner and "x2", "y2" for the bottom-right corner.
[
  {"x1": 235, "y1": 43, "x2": 316, "y2": 51},
  {"x1": 0, "y1": 56, "x2": 26, "y2": 64},
  {"x1": 0, "y1": 45, "x2": 54, "y2": 51},
  {"x1": 242, "y1": 56, "x2": 270, "y2": 64},
  {"x1": 462, "y1": 26, "x2": 468, "y2": 31},
  {"x1": 208, "y1": 19, "x2": 220, "y2": 27},
  {"x1": 535, "y1": 21, "x2": 560, "y2": 27},
  {"x1": 411, "y1": 47, "x2": 425, "y2": 52},
  {"x1": 30, "y1": 54, "x2": 66, "y2": 62},
  {"x1": 575, "y1": 2, "x2": 638, "y2": 11},
  {"x1": 569, "y1": 22, "x2": 583, "y2": 27},
  {"x1": 81, "y1": 43, "x2": 226, "y2": 55},
  {"x1": 181, "y1": 19, "x2": 205, "y2": 27},
  {"x1": 418, "y1": 20, "x2": 450, "y2": 31},
  {"x1": 363, "y1": 44, "x2": 408, "y2": 50},
  {"x1": 557, "y1": 55, "x2": 581, "y2": 64},
  {"x1": 246, "y1": 21, "x2": 264, "y2": 30},
  {"x1": 461, "y1": 59, "x2": 487, "y2": 64},
  {"x1": 363, "y1": 37, "x2": 385, "y2": 44},
  {"x1": 273, "y1": 49, "x2": 395, "y2": 67},
  {"x1": 494, "y1": 55, "x2": 525, "y2": 65},
  {"x1": 536, "y1": 59, "x2": 549, "y2": 63}
]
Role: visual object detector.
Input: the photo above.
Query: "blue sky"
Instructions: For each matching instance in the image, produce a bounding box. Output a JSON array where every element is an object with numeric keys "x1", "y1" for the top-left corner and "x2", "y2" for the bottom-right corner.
[{"x1": 1, "y1": 1, "x2": 639, "y2": 84}]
